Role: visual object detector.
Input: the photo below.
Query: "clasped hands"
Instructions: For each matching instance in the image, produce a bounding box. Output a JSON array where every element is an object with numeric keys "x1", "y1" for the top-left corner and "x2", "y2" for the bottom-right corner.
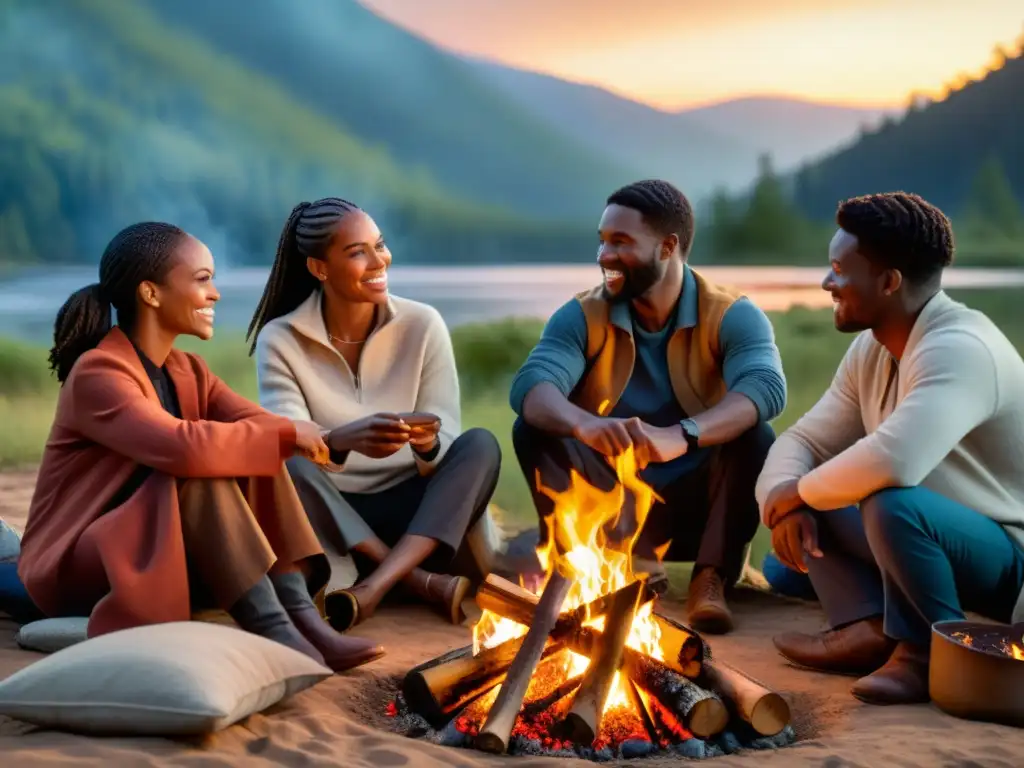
[
  {"x1": 763, "y1": 479, "x2": 823, "y2": 574},
  {"x1": 572, "y1": 415, "x2": 688, "y2": 468},
  {"x1": 291, "y1": 413, "x2": 440, "y2": 464}
]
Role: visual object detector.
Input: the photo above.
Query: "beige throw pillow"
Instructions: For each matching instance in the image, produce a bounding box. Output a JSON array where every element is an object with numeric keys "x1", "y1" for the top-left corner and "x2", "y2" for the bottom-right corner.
[{"x1": 0, "y1": 621, "x2": 332, "y2": 735}]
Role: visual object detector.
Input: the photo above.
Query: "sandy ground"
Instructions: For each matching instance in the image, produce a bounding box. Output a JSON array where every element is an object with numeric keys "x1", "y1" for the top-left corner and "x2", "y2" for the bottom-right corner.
[{"x1": 3, "y1": 469, "x2": 1024, "y2": 767}]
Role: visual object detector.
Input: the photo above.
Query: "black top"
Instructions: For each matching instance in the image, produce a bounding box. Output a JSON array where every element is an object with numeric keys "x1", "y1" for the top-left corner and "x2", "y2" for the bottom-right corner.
[
  {"x1": 105, "y1": 342, "x2": 182, "y2": 511},
  {"x1": 132, "y1": 341, "x2": 181, "y2": 418}
]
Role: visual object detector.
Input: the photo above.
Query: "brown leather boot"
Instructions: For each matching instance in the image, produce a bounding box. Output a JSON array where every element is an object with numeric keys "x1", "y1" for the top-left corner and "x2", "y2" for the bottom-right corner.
[
  {"x1": 687, "y1": 567, "x2": 734, "y2": 634},
  {"x1": 851, "y1": 641, "x2": 930, "y2": 704},
  {"x1": 773, "y1": 616, "x2": 896, "y2": 676},
  {"x1": 271, "y1": 572, "x2": 385, "y2": 673}
]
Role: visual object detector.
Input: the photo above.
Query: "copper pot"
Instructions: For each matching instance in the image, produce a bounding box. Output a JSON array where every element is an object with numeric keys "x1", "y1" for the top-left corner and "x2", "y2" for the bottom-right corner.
[{"x1": 930, "y1": 619, "x2": 1024, "y2": 727}]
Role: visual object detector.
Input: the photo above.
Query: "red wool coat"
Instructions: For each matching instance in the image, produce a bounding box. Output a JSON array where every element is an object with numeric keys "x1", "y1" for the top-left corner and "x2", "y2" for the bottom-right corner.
[{"x1": 18, "y1": 328, "x2": 297, "y2": 637}]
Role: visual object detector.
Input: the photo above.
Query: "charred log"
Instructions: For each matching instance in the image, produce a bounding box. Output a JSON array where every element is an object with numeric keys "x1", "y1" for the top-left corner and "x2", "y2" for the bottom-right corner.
[{"x1": 475, "y1": 570, "x2": 572, "y2": 754}]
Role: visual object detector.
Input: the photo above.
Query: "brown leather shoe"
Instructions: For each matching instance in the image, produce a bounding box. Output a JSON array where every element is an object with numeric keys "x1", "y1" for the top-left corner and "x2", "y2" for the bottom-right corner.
[
  {"x1": 773, "y1": 617, "x2": 895, "y2": 676},
  {"x1": 851, "y1": 641, "x2": 930, "y2": 705},
  {"x1": 687, "y1": 567, "x2": 734, "y2": 634}
]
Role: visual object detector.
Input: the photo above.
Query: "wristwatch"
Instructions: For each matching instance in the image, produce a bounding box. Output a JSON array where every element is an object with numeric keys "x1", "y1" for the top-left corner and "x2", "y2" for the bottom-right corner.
[{"x1": 679, "y1": 418, "x2": 700, "y2": 451}]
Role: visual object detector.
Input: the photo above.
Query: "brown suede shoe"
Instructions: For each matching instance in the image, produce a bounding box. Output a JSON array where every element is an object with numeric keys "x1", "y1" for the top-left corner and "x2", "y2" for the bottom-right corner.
[
  {"x1": 773, "y1": 617, "x2": 896, "y2": 676},
  {"x1": 687, "y1": 567, "x2": 734, "y2": 634},
  {"x1": 851, "y1": 641, "x2": 930, "y2": 705}
]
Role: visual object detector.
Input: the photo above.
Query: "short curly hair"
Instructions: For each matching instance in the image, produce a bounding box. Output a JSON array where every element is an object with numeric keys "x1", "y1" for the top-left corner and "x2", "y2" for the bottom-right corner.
[
  {"x1": 836, "y1": 192, "x2": 954, "y2": 283},
  {"x1": 607, "y1": 179, "x2": 695, "y2": 257}
]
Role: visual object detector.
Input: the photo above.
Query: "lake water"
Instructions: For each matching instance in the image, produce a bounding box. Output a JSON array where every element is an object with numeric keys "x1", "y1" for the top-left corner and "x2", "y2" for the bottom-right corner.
[{"x1": 3, "y1": 264, "x2": 1024, "y2": 344}]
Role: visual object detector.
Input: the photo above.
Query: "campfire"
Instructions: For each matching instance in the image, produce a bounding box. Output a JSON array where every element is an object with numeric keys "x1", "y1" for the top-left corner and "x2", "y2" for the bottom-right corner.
[{"x1": 391, "y1": 448, "x2": 796, "y2": 760}]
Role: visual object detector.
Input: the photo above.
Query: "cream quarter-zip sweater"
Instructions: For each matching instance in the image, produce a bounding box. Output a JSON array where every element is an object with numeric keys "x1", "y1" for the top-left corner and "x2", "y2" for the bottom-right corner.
[
  {"x1": 255, "y1": 290, "x2": 460, "y2": 494},
  {"x1": 755, "y1": 291, "x2": 1024, "y2": 622}
]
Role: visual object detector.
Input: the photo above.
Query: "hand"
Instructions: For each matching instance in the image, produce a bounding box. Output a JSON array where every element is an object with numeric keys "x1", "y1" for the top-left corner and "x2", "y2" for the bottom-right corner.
[
  {"x1": 625, "y1": 420, "x2": 688, "y2": 467},
  {"x1": 328, "y1": 413, "x2": 411, "y2": 459},
  {"x1": 573, "y1": 416, "x2": 635, "y2": 457},
  {"x1": 408, "y1": 417, "x2": 441, "y2": 451},
  {"x1": 770, "y1": 510, "x2": 822, "y2": 574},
  {"x1": 293, "y1": 420, "x2": 330, "y2": 464},
  {"x1": 763, "y1": 479, "x2": 807, "y2": 528}
]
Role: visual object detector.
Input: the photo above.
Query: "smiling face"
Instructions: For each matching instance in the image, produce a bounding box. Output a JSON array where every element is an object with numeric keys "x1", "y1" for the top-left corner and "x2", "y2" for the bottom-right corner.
[
  {"x1": 596, "y1": 204, "x2": 673, "y2": 302},
  {"x1": 822, "y1": 228, "x2": 900, "y2": 333},
  {"x1": 138, "y1": 235, "x2": 220, "y2": 340},
  {"x1": 307, "y1": 209, "x2": 391, "y2": 305}
]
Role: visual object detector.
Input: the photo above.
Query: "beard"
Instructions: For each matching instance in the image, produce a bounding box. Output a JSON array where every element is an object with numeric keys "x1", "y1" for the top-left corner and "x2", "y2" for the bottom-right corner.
[
  {"x1": 602, "y1": 254, "x2": 663, "y2": 303},
  {"x1": 832, "y1": 301, "x2": 872, "y2": 333}
]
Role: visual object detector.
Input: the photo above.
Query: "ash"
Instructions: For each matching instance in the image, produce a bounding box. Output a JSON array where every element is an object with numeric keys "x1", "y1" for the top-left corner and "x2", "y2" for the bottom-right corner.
[{"x1": 385, "y1": 695, "x2": 797, "y2": 762}]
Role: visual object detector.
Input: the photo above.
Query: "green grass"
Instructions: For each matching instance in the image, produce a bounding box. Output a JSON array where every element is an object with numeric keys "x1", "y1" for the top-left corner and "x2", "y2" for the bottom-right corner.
[{"x1": 3, "y1": 289, "x2": 1022, "y2": 572}]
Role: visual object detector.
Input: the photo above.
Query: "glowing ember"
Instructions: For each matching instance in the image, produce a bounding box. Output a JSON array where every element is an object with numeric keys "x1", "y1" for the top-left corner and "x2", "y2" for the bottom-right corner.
[
  {"x1": 952, "y1": 630, "x2": 1024, "y2": 660},
  {"x1": 472, "y1": 444, "x2": 665, "y2": 736}
]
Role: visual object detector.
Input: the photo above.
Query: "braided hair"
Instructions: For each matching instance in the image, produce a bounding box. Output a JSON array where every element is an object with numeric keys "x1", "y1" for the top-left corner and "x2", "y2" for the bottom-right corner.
[
  {"x1": 48, "y1": 222, "x2": 188, "y2": 383},
  {"x1": 606, "y1": 179, "x2": 696, "y2": 257},
  {"x1": 837, "y1": 192, "x2": 954, "y2": 284},
  {"x1": 246, "y1": 197, "x2": 360, "y2": 354}
]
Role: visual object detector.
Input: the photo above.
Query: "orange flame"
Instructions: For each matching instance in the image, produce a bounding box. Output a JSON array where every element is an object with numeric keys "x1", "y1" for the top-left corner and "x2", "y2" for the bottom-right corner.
[
  {"x1": 1012, "y1": 637, "x2": 1024, "y2": 661},
  {"x1": 472, "y1": 444, "x2": 665, "y2": 717}
]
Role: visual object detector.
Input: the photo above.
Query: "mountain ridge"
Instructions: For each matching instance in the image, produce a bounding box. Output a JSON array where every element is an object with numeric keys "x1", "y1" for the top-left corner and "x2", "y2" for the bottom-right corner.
[{"x1": 464, "y1": 54, "x2": 895, "y2": 199}]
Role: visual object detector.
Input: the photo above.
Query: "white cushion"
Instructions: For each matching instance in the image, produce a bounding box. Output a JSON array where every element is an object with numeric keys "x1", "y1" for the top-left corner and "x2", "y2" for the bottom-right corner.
[
  {"x1": 15, "y1": 617, "x2": 89, "y2": 653},
  {"x1": 0, "y1": 621, "x2": 332, "y2": 735}
]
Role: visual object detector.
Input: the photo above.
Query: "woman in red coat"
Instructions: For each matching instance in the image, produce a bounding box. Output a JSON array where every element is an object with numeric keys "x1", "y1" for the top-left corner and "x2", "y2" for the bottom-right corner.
[{"x1": 18, "y1": 222, "x2": 383, "y2": 671}]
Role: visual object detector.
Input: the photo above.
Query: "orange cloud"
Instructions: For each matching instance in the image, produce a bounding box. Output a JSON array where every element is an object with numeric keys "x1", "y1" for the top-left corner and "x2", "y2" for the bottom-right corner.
[{"x1": 360, "y1": 0, "x2": 1022, "y2": 109}]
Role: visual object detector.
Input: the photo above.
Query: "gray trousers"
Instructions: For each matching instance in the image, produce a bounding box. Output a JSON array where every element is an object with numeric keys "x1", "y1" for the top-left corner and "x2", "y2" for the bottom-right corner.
[{"x1": 287, "y1": 428, "x2": 503, "y2": 584}]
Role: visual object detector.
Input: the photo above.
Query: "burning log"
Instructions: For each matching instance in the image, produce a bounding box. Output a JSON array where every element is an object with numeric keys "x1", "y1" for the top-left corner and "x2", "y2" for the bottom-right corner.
[
  {"x1": 404, "y1": 579, "x2": 660, "y2": 729},
  {"x1": 625, "y1": 678, "x2": 662, "y2": 745},
  {"x1": 558, "y1": 579, "x2": 645, "y2": 745},
  {"x1": 568, "y1": 626, "x2": 727, "y2": 739},
  {"x1": 624, "y1": 648, "x2": 728, "y2": 739},
  {"x1": 402, "y1": 635, "x2": 566, "y2": 729},
  {"x1": 476, "y1": 574, "x2": 652, "y2": 635},
  {"x1": 475, "y1": 571, "x2": 572, "y2": 754},
  {"x1": 520, "y1": 674, "x2": 584, "y2": 718},
  {"x1": 701, "y1": 659, "x2": 790, "y2": 737},
  {"x1": 477, "y1": 574, "x2": 703, "y2": 677}
]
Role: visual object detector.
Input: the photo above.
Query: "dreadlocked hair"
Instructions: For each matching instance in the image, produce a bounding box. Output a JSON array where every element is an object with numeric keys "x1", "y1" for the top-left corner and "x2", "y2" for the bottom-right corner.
[
  {"x1": 246, "y1": 197, "x2": 360, "y2": 354},
  {"x1": 48, "y1": 222, "x2": 188, "y2": 384},
  {"x1": 607, "y1": 179, "x2": 695, "y2": 257},
  {"x1": 837, "y1": 192, "x2": 954, "y2": 284}
]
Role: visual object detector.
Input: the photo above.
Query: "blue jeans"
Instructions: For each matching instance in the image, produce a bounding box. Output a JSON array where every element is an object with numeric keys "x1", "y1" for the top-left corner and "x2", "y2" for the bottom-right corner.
[{"x1": 806, "y1": 486, "x2": 1024, "y2": 646}]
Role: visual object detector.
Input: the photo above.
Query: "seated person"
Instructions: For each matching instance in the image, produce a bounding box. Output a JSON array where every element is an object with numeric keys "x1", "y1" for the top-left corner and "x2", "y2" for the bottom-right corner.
[
  {"x1": 18, "y1": 222, "x2": 383, "y2": 672},
  {"x1": 509, "y1": 179, "x2": 786, "y2": 634},
  {"x1": 756, "y1": 192, "x2": 1024, "y2": 705},
  {"x1": 248, "y1": 198, "x2": 502, "y2": 632}
]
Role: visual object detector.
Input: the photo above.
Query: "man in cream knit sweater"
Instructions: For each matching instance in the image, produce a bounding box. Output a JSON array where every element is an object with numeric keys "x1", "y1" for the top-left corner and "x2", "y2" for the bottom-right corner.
[{"x1": 755, "y1": 192, "x2": 1024, "y2": 706}]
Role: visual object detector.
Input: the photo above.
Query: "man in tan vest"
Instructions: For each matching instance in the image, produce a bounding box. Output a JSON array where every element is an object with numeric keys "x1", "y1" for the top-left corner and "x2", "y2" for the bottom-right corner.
[{"x1": 509, "y1": 179, "x2": 787, "y2": 633}]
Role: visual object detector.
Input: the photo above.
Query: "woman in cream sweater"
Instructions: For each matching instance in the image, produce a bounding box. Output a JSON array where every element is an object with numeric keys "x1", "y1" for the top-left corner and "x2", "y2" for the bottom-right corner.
[{"x1": 247, "y1": 198, "x2": 502, "y2": 632}]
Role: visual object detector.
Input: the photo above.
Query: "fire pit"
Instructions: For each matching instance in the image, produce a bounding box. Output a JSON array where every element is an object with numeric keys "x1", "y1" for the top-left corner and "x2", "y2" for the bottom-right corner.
[
  {"x1": 931, "y1": 619, "x2": 1024, "y2": 728},
  {"x1": 389, "y1": 449, "x2": 797, "y2": 760}
]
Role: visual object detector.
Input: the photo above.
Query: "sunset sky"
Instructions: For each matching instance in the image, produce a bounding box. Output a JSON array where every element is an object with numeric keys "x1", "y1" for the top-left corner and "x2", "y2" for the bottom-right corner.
[{"x1": 360, "y1": 0, "x2": 1023, "y2": 110}]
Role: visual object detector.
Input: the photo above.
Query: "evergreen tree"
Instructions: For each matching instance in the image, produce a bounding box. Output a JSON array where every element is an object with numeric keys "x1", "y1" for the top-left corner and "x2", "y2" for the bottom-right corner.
[
  {"x1": 737, "y1": 154, "x2": 804, "y2": 255},
  {"x1": 964, "y1": 154, "x2": 1023, "y2": 238}
]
